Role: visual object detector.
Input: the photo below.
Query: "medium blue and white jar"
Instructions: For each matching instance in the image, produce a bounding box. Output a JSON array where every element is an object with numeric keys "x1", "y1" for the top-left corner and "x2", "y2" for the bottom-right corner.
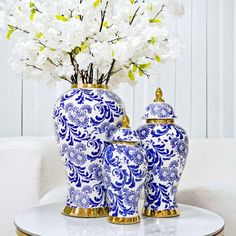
[
  {"x1": 53, "y1": 84, "x2": 125, "y2": 217},
  {"x1": 137, "y1": 88, "x2": 189, "y2": 218},
  {"x1": 102, "y1": 116, "x2": 147, "y2": 224}
]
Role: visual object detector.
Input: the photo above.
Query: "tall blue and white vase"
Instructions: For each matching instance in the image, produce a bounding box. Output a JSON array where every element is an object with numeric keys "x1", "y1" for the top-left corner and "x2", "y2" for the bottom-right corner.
[
  {"x1": 102, "y1": 116, "x2": 147, "y2": 224},
  {"x1": 53, "y1": 84, "x2": 125, "y2": 217},
  {"x1": 137, "y1": 88, "x2": 189, "y2": 217}
]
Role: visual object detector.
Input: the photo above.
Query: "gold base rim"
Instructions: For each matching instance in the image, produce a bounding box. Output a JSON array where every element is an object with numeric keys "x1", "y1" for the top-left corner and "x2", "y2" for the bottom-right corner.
[
  {"x1": 62, "y1": 206, "x2": 109, "y2": 218},
  {"x1": 142, "y1": 207, "x2": 180, "y2": 218},
  {"x1": 16, "y1": 228, "x2": 32, "y2": 236},
  {"x1": 71, "y1": 83, "x2": 109, "y2": 90},
  {"x1": 108, "y1": 215, "x2": 140, "y2": 225}
]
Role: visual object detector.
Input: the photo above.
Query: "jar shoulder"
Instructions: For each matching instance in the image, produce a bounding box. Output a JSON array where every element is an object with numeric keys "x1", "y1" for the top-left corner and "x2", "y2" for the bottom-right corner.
[
  {"x1": 54, "y1": 88, "x2": 124, "y2": 109},
  {"x1": 136, "y1": 123, "x2": 188, "y2": 141}
]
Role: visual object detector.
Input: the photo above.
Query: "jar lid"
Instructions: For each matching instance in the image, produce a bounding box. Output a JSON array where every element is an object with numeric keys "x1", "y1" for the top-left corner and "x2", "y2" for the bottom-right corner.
[
  {"x1": 143, "y1": 88, "x2": 176, "y2": 120},
  {"x1": 111, "y1": 115, "x2": 139, "y2": 143}
]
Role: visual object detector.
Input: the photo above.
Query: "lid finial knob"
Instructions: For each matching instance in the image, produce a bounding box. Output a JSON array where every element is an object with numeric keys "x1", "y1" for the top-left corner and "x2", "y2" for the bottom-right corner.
[
  {"x1": 122, "y1": 115, "x2": 130, "y2": 128},
  {"x1": 154, "y1": 88, "x2": 165, "y2": 103}
]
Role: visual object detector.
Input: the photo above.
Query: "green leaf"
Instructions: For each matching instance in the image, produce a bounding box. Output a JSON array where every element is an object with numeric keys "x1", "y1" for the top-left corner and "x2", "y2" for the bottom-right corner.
[
  {"x1": 139, "y1": 68, "x2": 143, "y2": 76},
  {"x1": 93, "y1": 0, "x2": 101, "y2": 8},
  {"x1": 148, "y1": 4, "x2": 153, "y2": 11},
  {"x1": 18, "y1": 6, "x2": 22, "y2": 12},
  {"x1": 29, "y1": 1, "x2": 35, "y2": 8},
  {"x1": 112, "y1": 50, "x2": 115, "y2": 57},
  {"x1": 133, "y1": 64, "x2": 137, "y2": 73},
  {"x1": 36, "y1": 32, "x2": 43, "y2": 39},
  {"x1": 50, "y1": 48, "x2": 56, "y2": 51},
  {"x1": 55, "y1": 15, "x2": 68, "y2": 22},
  {"x1": 80, "y1": 42, "x2": 88, "y2": 52},
  {"x1": 103, "y1": 21, "x2": 108, "y2": 28},
  {"x1": 150, "y1": 37, "x2": 156, "y2": 45},
  {"x1": 40, "y1": 46, "x2": 45, "y2": 52},
  {"x1": 139, "y1": 63, "x2": 151, "y2": 69},
  {"x1": 7, "y1": 29, "x2": 15, "y2": 40},
  {"x1": 130, "y1": 0, "x2": 135, "y2": 4},
  {"x1": 149, "y1": 18, "x2": 161, "y2": 23},
  {"x1": 155, "y1": 55, "x2": 161, "y2": 63},
  {"x1": 30, "y1": 8, "x2": 36, "y2": 20},
  {"x1": 128, "y1": 70, "x2": 135, "y2": 81},
  {"x1": 73, "y1": 46, "x2": 81, "y2": 55}
]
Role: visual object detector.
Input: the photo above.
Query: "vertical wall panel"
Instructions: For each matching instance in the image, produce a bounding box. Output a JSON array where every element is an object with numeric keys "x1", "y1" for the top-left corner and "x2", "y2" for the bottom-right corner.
[
  {"x1": 22, "y1": 80, "x2": 69, "y2": 136},
  {"x1": 115, "y1": 85, "x2": 134, "y2": 126},
  {"x1": 207, "y1": 0, "x2": 235, "y2": 138},
  {"x1": 144, "y1": 67, "x2": 161, "y2": 111},
  {"x1": 207, "y1": 0, "x2": 221, "y2": 138},
  {"x1": 0, "y1": 41, "x2": 21, "y2": 137},
  {"x1": 234, "y1": 0, "x2": 236, "y2": 137},
  {"x1": 175, "y1": 0, "x2": 192, "y2": 136},
  {"x1": 160, "y1": 15, "x2": 177, "y2": 109},
  {"x1": 221, "y1": 0, "x2": 234, "y2": 138},
  {"x1": 191, "y1": 0, "x2": 207, "y2": 138},
  {"x1": 133, "y1": 79, "x2": 145, "y2": 129}
]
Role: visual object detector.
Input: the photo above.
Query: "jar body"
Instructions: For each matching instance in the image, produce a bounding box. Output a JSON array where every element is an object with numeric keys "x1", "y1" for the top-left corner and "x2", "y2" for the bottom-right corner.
[
  {"x1": 53, "y1": 87, "x2": 125, "y2": 217},
  {"x1": 102, "y1": 143, "x2": 147, "y2": 224},
  {"x1": 137, "y1": 123, "x2": 188, "y2": 217}
]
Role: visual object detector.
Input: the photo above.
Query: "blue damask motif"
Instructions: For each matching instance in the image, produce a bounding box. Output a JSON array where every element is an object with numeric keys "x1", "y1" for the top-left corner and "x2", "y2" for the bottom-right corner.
[
  {"x1": 53, "y1": 88, "x2": 125, "y2": 211},
  {"x1": 143, "y1": 103, "x2": 176, "y2": 119},
  {"x1": 102, "y1": 143, "x2": 147, "y2": 218},
  {"x1": 137, "y1": 123, "x2": 188, "y2": 213}
]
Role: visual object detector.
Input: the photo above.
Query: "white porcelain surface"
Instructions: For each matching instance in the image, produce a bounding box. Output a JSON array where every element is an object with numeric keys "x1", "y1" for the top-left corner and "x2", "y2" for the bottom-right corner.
[{"x1": 15, "y1": 202, "x2": 224, "y2": 236}]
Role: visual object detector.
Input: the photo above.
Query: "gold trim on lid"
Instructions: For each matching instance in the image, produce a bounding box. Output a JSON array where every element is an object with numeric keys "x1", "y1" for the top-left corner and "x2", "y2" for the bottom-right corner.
[
  {"x1": 62, "y1": 206, "x2": 109, "y2": 218},
  {"x1": 142, "y1": 207, "x2": 180, "y2": 218},
  {"x1": 113, "y1": 141, "x2": 137, "y2": 145},
  {"x1": 122, "y1": 115, "x2": 130, "y2": 128},
  {"x1": 154, "y1": 88, "x2": 165, "y2": 102},
  {"x1": 71, "y1": 84, "x2": 109, "y2": 90},
  {"x1": 108, "y1": 215, "x2": 140, "y2": 224},
  {"x1": 147, "y1": 119, "x2": 174, "y2": 124}
]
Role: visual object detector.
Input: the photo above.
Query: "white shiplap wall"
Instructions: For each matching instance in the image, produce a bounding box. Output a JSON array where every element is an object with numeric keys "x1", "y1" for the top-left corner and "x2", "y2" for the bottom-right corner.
[{"x1": 0, "y1": 0, "x2": 235, "y2": 138}]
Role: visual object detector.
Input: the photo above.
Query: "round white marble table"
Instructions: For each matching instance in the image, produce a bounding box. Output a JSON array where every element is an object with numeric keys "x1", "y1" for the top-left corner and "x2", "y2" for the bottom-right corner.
[{"x1": 15, "y1": 203, "x2": 224, "y2": 236}]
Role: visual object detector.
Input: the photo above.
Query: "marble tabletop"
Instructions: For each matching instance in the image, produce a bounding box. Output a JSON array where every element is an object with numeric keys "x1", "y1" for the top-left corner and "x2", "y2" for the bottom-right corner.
[{"x1": 15, "y1": 202, "x2": 224, "y2": 236}]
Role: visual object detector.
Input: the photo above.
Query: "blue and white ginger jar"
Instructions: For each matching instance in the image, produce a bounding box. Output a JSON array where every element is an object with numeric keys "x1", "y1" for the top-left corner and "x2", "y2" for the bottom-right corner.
[
  {"x1": 53, "y1": 84, "x2": 125, "y2": 217},
  {"x1": 137, "y1": 88, "x2": 189, "y2": 217},
  {"x1": 102, "y1": 116, "x2": 147, "y2": 224}
]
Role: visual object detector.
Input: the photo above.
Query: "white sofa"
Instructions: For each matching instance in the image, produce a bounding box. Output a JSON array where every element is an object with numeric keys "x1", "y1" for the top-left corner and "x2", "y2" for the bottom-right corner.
[{"x1": 0, "y1": 137, "x2": 235, "y2": 235}]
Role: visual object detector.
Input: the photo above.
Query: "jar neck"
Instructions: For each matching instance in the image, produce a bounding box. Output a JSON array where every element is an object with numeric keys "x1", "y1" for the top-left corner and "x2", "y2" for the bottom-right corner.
[
  {"x1": 146, "y1": 119, "x2": 175, "y2": 124},
  {"x1": 71, "y1": 83, "x2": 109, "y2": 90}
]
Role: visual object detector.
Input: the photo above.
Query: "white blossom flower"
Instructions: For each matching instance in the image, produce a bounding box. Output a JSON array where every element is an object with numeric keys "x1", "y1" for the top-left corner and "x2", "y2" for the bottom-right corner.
[{"x1": 0, "y1": 0, "x2": 184, "y2": 88}]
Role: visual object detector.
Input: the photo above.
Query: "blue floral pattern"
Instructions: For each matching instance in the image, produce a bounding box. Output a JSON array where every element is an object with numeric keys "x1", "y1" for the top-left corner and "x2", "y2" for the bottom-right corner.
[
  {"x1": 143, "y1": 103, "x2": 176, "y2": 119},
  {"x1": 137, "y1": 123, "x2": 188, "y2": 212},
  {"x1": 111, "y1": 127, "x2": 139, "y2": 143},
  {"x1": 54, "y1": 88, "x2": 125, "y2": 209},
  {"x1": 102, "y1": 144, "x2": 147, "y2": 218}
]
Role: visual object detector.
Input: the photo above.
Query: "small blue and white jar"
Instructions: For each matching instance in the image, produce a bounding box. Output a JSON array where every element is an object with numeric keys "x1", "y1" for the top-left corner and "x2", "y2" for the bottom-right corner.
[
  {"x1": 137, "y1": 88, "x2": 189, "y2": 218},
  {"x1": 102, "y1": 116, "x2": 147, "y2": 224}
]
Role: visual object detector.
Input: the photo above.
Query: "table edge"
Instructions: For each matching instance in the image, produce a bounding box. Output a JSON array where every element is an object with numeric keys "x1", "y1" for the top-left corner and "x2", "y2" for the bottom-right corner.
[{"x1": 16, "y1": 226, "x2": 225, "y2": 236}]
